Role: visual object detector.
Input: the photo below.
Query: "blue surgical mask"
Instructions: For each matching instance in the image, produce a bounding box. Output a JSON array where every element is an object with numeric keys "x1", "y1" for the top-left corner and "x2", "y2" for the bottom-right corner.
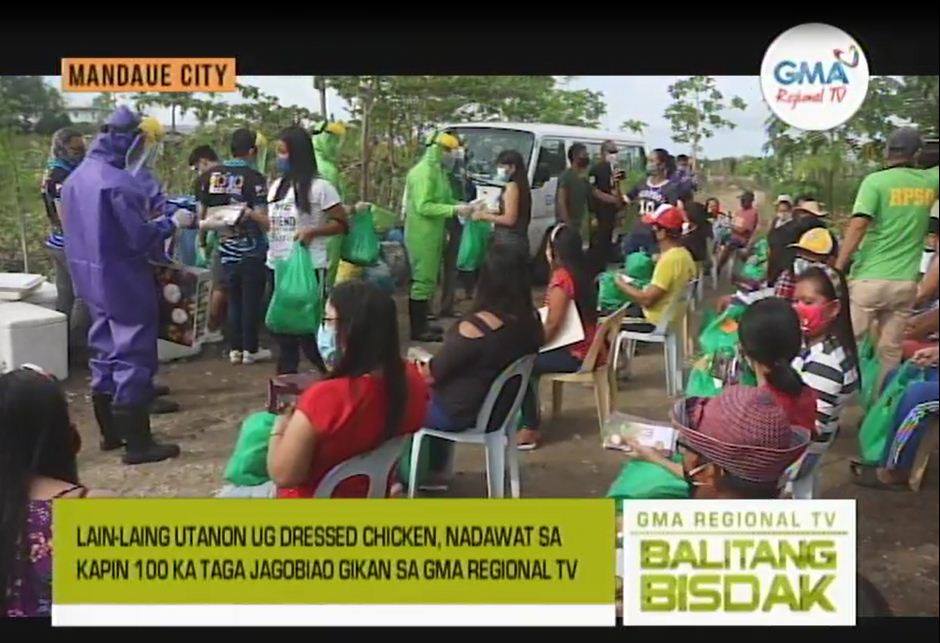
[
  {"x1": 276, "y1": 155, "x2": 290, "y2": 174},
  {"x1": 495, "y1": 166, "x2": 511, "y2": 182},
  {"x1": 316, "y1": 322, "x2": 339, "y2": 369}
]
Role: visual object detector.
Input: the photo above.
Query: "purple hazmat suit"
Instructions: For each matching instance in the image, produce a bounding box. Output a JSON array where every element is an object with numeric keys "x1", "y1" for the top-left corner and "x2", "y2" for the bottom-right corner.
[
  {"x1": 62, "y1": 107, "x2": 176, "y2": 407},
  {"x1": 135, "y1": 166, "x2": 175, "y2": 264}
]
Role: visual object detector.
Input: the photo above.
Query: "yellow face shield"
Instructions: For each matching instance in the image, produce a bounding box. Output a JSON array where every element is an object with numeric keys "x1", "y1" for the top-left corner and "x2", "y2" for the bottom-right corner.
[{"x1": 125, "y1": 116, "x2": 165, "y2": 175}]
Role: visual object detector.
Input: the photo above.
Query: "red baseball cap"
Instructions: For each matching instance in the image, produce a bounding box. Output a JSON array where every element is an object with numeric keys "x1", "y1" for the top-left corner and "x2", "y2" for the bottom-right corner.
[{"x1": 642, "y1": 204, "x2": 685, "y2": 231}]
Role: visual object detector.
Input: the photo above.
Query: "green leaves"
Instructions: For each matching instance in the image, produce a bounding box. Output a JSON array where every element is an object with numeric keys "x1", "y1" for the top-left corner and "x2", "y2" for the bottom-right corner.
[{"x1": 663, "y1": 76, "x2": 746, "y2": 163}]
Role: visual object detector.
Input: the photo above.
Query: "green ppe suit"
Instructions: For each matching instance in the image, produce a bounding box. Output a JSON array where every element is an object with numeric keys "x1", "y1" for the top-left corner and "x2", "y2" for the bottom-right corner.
[
  {"x1": 313, "y1": 129, "x2": 346, "y2": 288},
  {"x1": 404, "y1": 144, "x2": 458, "y2": 301}
]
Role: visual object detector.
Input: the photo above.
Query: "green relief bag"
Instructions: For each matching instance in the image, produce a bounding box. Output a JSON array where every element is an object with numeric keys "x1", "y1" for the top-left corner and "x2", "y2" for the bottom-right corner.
[
  {"x1": 607, "y1": 458, "x2": 690, "y2": 502},
  {"x1": 341, "y1": 207, "x2": 381, "y2": 266},
  {"x1": 857, "y1": 361, "x2": 926, "y2": 465},
  {"x1": 858, "y1": 336, "x2": 882, "y2": 410},
  {"x1": 265, "y1": 242, "x2": 321, "y2": 335},
  {"x1": 456, "y1": 219, "x2": 491, "y2": 271},
  {"x1": 224, "y1": 411, "x2": 277, "y2": 487}
]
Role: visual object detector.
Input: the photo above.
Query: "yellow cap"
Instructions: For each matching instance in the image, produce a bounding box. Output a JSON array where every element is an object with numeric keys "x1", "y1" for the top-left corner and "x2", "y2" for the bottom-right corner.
[
  {"x1": 326, "y1": 121, "x2": 347, "y2": 136},
  {"x1": 789, "y1": 227, "x2": 834, "y2": 256},
  {"x1": 435, "y1": 132, "x2": 460, "y2": 150},
  {"x1": 138, "y1": 116, "x2": 165, "y2": 143}
]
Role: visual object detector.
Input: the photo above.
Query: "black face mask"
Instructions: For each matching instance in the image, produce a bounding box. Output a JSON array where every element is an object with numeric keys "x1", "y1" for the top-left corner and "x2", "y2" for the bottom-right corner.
[{"x1": 576, "y1": 158, "x2": 590, "y2": 169}]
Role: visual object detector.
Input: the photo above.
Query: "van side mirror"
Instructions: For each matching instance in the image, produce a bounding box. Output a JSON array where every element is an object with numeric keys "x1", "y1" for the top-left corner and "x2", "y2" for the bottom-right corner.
[{"x1": 533, "y1": 164, "x2": 551, "y2": 188}]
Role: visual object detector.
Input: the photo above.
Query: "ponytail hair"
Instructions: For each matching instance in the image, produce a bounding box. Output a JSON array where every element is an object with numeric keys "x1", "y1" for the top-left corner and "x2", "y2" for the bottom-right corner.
[
  {"x1": 795, "y1": 266, "x2": 861, "y2": 388},
  {"x1": 739, "y1": 297, "x2": 805, "y2": 397}
]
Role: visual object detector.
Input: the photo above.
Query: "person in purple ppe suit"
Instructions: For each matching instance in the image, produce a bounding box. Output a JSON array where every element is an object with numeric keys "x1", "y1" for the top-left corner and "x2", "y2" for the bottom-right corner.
[{"x1": 61, "y1": 106, "x2": 193, "y2": 465}]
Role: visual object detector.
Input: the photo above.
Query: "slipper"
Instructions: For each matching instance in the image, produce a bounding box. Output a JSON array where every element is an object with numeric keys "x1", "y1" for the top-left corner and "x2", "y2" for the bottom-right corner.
[{"x1": 849, "y1": 460, "x2": 909, "y2": 491}]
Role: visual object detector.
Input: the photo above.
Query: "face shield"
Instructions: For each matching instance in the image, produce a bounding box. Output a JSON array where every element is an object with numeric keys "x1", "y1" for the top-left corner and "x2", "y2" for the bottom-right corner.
[{"x1": 125, "y1": 116, "x2": 165, "y2": 175}]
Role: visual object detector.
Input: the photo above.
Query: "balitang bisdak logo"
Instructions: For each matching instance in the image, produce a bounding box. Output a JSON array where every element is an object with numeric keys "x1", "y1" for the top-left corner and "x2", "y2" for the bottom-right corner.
[
  {"x1": 622, "y1": 500, "x2": 857, "y2": 626},
  {"x1": 760, "y1": 23, "x2": 870, "y2": 131}
]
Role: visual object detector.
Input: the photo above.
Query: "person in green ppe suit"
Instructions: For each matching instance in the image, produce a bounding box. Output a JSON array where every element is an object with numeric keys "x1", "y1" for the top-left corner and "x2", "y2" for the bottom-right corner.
[
  {"x1": 311, "y1": 121, "x2": 348, "y2": 288},
  {"x1": 404, "y1": 132, "x2": 476, "y2": 342}
]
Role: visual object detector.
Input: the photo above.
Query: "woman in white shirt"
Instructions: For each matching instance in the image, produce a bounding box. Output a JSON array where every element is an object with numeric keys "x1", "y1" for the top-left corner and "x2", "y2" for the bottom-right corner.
[{"x1": 267, "y1": 126, "x2": 349, "y2": 375}]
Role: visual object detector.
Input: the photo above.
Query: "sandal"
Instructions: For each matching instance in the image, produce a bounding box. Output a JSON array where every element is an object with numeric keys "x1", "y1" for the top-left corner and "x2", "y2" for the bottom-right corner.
[
  {"x1": 516, "y1": 428, "x2": 541, "y2": 451},
  {"x1": 849, "y1": 460, "x2": 909, "y2": 491}
]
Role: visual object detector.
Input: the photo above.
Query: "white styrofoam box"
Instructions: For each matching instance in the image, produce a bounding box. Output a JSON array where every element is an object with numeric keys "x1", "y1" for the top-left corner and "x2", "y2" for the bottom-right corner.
[
  {"x1": 0, "y1": 273, "x2": 44, "y2": 301},
  {"x1": 158, "y1": 338, "x2": 202, "y2": 363},
  {"x1": 23, "y1": 281, "x2": 58, "y2": 310},
  {"x1": 0, "y1": 302, "x2": 68, "y2": 380}
]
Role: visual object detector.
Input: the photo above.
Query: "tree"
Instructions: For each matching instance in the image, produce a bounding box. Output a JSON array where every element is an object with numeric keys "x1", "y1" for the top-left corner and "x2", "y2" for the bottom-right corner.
[
  {"x1": 0, "y1": 76, "x2": 67, "y2": 133},
  {"x1": 91, "y1": 92, "x2": 117, "y2": 112},
  {"x1": 663, "y1": 76, "x2": 746, "y2": 167},
  {"x1": 620, "y1": 119, "x2": 647, "y2": 134}
]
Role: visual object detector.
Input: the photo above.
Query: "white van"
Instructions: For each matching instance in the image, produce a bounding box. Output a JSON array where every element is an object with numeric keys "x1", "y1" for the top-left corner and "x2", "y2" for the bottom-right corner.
[{"x1": 442, "y1": 122, "x2": 646, "y2": 255}]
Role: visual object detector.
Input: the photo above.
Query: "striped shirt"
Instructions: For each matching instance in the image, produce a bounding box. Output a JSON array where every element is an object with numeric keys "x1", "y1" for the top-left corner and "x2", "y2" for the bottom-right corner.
[{"x1": 792, "y1": 336, "x2": 859, "y2": 438}]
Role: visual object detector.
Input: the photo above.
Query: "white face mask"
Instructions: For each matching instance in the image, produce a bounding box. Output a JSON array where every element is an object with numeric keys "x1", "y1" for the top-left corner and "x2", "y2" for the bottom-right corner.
[
  {"x1": 495, "y1": 166, "x2": 511, "y2": 182},
  {"x1": 606, "y1": 152, "x2": 618, "y2": 165},
  {"x1": 793, "y1": 257, "x2": 817, "y2": 276}
]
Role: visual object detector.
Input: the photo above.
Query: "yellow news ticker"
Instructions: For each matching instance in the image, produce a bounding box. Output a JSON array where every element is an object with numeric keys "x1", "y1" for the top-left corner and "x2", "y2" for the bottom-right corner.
[
  {"x1": 61, "y1": 58, "x2": 236, "y2": 93},
  {"x1": 53, "y1": 499, "x2": 614, "y2": 605}
]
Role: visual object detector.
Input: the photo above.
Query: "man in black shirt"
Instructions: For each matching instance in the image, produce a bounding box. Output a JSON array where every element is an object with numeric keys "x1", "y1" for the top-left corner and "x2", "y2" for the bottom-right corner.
[
  {"x1": 766, "y1": 195, "x2": 832, "y2": 284},
  {"x1": 588, "y1": 140, "x2": 625, "y2": 273}
]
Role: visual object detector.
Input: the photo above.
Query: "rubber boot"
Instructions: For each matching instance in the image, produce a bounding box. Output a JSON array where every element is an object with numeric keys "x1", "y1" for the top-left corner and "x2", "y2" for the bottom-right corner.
[
  {"x1": 114, "y1": 404, "x2": 181, "y2": 465},
  {"x1": 153, "y1": 382, "x2": 171, "y2": 397},
  {"x1": 92, "y1": 393, "x2": 124, "y2": 451},
  {"x1": 149, "y1": 396, "x2": 180, "y2": 415},
  {"x1": 408, "y1": 299, "x2": 443, "y2": 342}
]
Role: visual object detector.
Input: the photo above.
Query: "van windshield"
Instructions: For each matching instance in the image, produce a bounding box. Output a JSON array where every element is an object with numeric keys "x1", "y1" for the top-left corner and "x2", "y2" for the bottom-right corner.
[{"x1": 446, "y1": 127, "x2": 535, "y2": 183}]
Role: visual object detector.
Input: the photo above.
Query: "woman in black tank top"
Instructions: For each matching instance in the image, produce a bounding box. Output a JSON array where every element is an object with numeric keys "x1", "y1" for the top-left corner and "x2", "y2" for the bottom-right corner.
[{"x1": 472, "y1": 149, "x2": 531, "y2": 254}]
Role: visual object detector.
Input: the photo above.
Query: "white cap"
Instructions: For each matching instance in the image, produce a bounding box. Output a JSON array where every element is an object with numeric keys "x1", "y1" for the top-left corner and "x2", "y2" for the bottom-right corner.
[{"x1": 776, "y1": 194, "x2": 793, "y2": 205}]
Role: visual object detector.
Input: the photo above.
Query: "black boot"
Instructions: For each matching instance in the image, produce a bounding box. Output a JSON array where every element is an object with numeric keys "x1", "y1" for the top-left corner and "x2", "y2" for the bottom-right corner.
[
  {"x1": 408, "y1": 299, "x2": 443, "y2": 342},
  {"x1": 153, "y1": 382, "x2": 170, "y2": 397},
  {"x1": 113, "y1": 404, "x2": 181, "y2": 465},
  {"x1": 149, "y1": 397, "x2": 180, "y2": 415},
  {"x1": 92, "y1": 393, "x2": 124, "y2": 451}
]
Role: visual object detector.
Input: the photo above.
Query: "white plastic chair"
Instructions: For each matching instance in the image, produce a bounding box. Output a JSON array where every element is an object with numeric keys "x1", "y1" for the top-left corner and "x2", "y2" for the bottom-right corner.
[
  {"x1": 408, "y1": 355, "x2": 536, "y2": 499},
  {"x1": 612, "y1": 280, "x2": 696, "y2": 397},
  {"x1": 542, "y1": 305, "x2": 629, "y2": 434},
  {"x1": 314, "y1": 435, "x2": 408, "y2": 498}
]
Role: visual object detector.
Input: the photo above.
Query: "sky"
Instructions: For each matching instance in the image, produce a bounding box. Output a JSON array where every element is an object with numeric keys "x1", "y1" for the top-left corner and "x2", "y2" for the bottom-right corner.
[{"x1": 45, "y1": 75, "x2": 771, "y2": 159}]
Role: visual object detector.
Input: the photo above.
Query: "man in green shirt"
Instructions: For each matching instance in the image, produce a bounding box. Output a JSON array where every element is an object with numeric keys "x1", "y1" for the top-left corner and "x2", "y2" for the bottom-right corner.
[
  {"x1": 836, "y1": 127, "x2": 940, "y2": 379},
  {"x1": 555, "y1": 142, "x2": 621, "y2": 245}
]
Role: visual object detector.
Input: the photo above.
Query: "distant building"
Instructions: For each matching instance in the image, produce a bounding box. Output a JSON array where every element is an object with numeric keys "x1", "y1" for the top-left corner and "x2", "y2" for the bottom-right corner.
[{"x1": 64, "y1": 106, "x2": 111, "y2": 125}]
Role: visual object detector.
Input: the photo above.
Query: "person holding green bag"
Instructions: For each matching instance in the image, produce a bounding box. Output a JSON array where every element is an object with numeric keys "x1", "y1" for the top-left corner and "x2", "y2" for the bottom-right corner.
[
  {"x1": 404, "y1": 132, "x2": 477, "y2": 342},
  {"x1": 266, "y1": 126, "x2": 350, "y2": 375},
  {"x1": 217, "y1": 411, "x2": 277, "y2": 498},
  {"x1": 597, "y1": 251, "x2": 653, "y2": 313},
  {"x1": 611, "y1": 387, "x2": 810, "y2": 500},
  {"x1": 852, "y1": 345, "x2": 938, "y2": 489}
]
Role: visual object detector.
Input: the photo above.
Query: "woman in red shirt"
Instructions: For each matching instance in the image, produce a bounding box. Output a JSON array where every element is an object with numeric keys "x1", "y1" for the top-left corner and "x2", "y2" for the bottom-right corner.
[
  {"x1": 738, "y1": 297, "x2": 817, "y2": 434},
  {"x1": 267, "y1": 281, "x2": 429, "y2": 498},
  {"x1": 517, "y1": 224, "x2": 600, "y2": 449}
]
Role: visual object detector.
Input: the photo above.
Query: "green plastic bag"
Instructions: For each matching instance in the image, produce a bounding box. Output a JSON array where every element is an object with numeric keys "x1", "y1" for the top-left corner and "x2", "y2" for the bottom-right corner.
[
  {"x1": 858, "y1": 336, "x2": 881, "y2": 410},
  {"x1": 341, "y1": 207, "x2": 381, "y2": 266},
  {"x1": 224, "y1": 411, "x2": 276, "y2": 486},
  {"x1": 857, "y1": 361, "x2": 927, "y2": 465},
  {"x1": 371, "y1": 204, "x2": 399, "y2": 235},
  {"x1": 685, "y1": 366, "x2": 724, "y2": 398},
  {"x1": 265, "y1": 242, "x2": 321, "y2": 335},
  {"x1": 598, "y1": 271, "x2": 631, "y2": 311},
  {"x1": 456, "y1": 219, "x2": 491, "y2": 271},
  {"x1": 607, "y1": 458, "x2": 690, "y2": 502},
  {"x1": 624, "y1": 251, "x2": 654, "y2": 281},
  {"x1": 698, "y1": 304, "x2": 745, "y2": 355}
]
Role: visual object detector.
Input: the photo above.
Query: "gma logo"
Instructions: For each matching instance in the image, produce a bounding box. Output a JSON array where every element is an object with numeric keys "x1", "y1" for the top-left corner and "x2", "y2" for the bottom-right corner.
[{"x1": 774, "y1": 61, "x2": 849, "y2": 86}]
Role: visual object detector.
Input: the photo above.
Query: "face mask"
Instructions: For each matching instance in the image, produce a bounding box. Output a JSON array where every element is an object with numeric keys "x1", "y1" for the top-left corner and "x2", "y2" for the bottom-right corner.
[
  {"x1": 495, "y1": 166, "x2": 511, "y2": 182},
  {"x1": 606, "y1": 152, "x2": 618, "y2": 165},
  {"x1": 793, "y1": 301, "x2": 835, "y2": 337},
  {"x1": 316, "y1": 323, "x2": 340, "y2": 369},
  {"x1": 276, "y1": 155, "x2": 290, "y2": 173},
  {"x1": 442, "y1": 151, "x2": 457, "y2": 170},
  {"x1": 646, "y1": 162, "x2": 659, "y2": 176},
  {"x1": 792, "y1": 257, "x2": 821, "y2": 276},
  {"x1": 66, "y1": 150, "x2": 85, "y2": 165},
  {"x1": 575, "y1": 157, "x2": 589, "y2": 170}
]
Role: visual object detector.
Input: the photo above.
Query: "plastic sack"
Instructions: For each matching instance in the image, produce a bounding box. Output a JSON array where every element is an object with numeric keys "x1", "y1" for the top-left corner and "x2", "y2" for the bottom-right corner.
[
  {"x1": 223, "y1": 411, "x2": 276, "y2": 487},
  {"x1": 598, "y1": 271, "x2": 631, "y2": 311},
  {"x1": 685, "y1": 365, "x2": 724, "y2": 398},
  {"x1": 698, "y1": 304, "x2": 746, "y2": 355},
  {"x1": 341, "y1": 207, "x2": 381, "y2": 266},
  {"x1": 624, "y1": 251, "x2": 654, "y2": 281},
  {"x1": 607, "y1": 458, "x2": 690, "y2": 501},
  {"x1": 857, "y1": 361, "x2": 927, "y2": 465},
  {"x1": 858, "y1": 336, "x2": 881, "y2": 410},
  {"x1": 265, "y1": 242, "x2": 321, "y2": 335},
  {"x1": 456, "y1": 219, "x2": 491, "y2": 271},
  {"x1": 371, "y1": 204, "x2": 400, "y2": 235}
]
